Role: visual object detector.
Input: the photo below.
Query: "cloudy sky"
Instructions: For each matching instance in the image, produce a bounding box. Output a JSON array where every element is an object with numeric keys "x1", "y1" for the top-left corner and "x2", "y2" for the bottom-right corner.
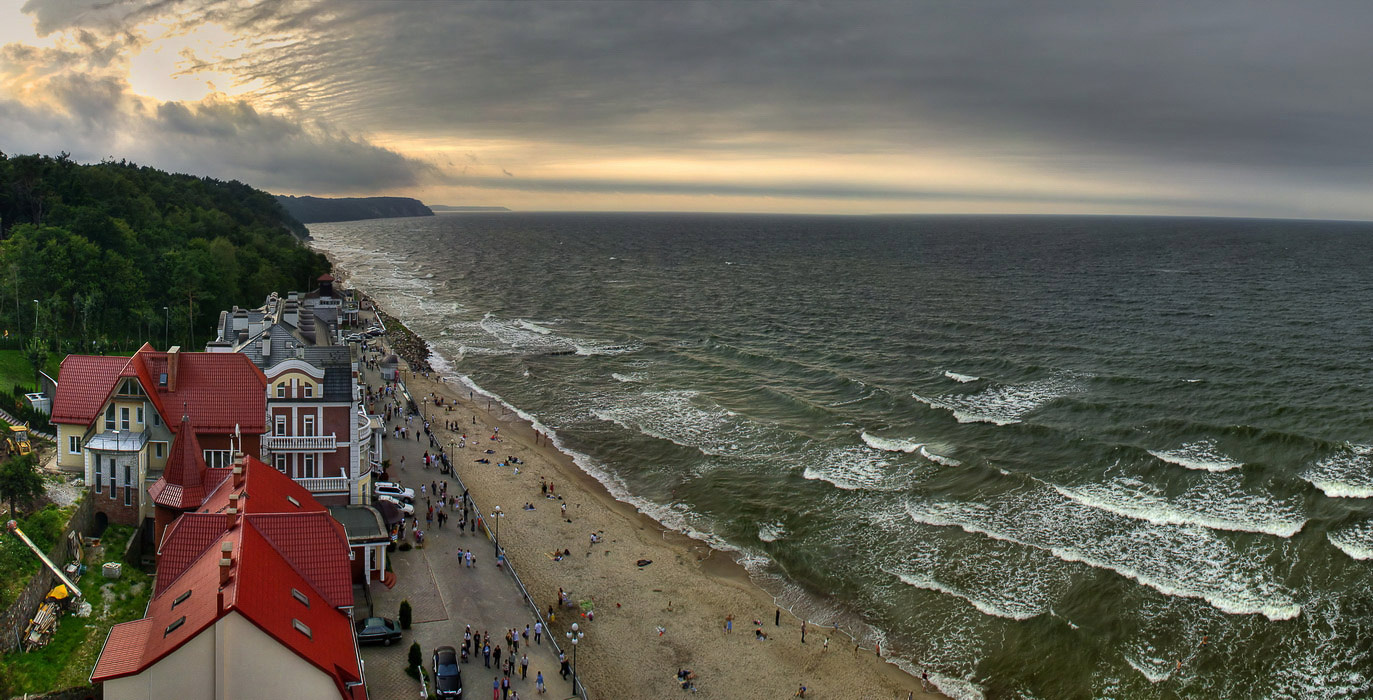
[{"x1": 1, "y1": 0, "x2": 1370, "y2": 216}]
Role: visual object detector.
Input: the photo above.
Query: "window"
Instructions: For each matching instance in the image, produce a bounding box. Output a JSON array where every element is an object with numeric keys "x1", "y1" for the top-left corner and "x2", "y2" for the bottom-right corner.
[
  {"x1": 302, "y1": 453, "x2": 316, "y2": 478},
  {"x1": 105, "y1": 405, "x2": 115, "y2": 431},
  {"x1": 152, "y1": 413, "x2": 161, "y2": 426},
  {"x1": 108, "y1": 460, "x2": 117, "y2": 499},
  {"x1": 291, "y1": 588, "x2": 310, "y2": 607},
  {"x1": 68, "y1": 436, "x2": 81, "y2": 454},
  {"x1": 292, "y1": 619, "x2": 312, "y2": 639},
  {"x1": 136, "y1": 406, "x2": 144, "y2": 425},
  {"x1": 94, "y1": 458, "x2": 102, "y2": 494},
  {"x1": 204, "y1": 450, "x2": 232, "y2": 469},
  {"x1": 303, "y1": 384, "x2": 314, "y2": 398},
  {"x1": 273, "y1": 453, "x2": 288, "y2": 473},
  {"x1": 276, "y1": 383, "x2": 286, "y2": 398},
  {"x1": 164, "y1": 616, "x2": 186, "y2": 637},
  {"x1": 302, "y1": 415, "x2": 316, "y2": 437},
  {"x1": 275, "y1": 415, "x2": 287, "y2": 435},
  {"x1": 154, "y1": 442, "x2": 165, "y2": 459},
  {"x1": 286, "y1": 495, "x2": 301, "y2": 508},
  {"x1": 120, "y1": 407, "x2": 130, "y2": 431},
  {"x1": 123, "y1": 464, "x2": 133, "y2": 506},
  {"x1": 172, "y1": 590, "x2": 192, "y2": 608}
]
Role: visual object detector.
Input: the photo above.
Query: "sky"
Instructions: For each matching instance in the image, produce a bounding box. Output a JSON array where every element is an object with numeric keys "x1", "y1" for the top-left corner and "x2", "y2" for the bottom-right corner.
[{"x1": 1, "y1": 0, "x2": 1371, "y2": 217}]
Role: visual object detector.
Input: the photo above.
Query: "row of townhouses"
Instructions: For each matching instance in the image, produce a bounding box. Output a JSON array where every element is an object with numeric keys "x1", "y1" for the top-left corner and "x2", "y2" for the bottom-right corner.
[{"x1": 45, "y1": 277, "x2": 388, "y2": 699}]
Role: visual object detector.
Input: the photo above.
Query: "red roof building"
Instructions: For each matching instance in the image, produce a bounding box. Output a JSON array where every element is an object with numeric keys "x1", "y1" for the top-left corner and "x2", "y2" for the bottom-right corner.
[
  {"x1": 92, "y1": 455, "x2": 366, "y2": 700},
  {"x1": 52, "y1": 344, "x2": 267, "y2": 532}
]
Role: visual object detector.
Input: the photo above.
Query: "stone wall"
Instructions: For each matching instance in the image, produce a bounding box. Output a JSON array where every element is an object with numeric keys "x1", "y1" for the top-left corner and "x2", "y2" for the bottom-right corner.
[{"x1": 0, "y1": 496, "x2": 95, "y2": 654}]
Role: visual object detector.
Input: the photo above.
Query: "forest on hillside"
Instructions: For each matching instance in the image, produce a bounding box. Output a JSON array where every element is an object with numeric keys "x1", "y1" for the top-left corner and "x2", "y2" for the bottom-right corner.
[{"x1": 0, "y1": 152, "x2": 330, "y2": 356}]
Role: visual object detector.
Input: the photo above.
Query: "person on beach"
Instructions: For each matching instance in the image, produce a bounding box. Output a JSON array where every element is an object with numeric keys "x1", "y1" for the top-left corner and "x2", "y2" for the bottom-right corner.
[
  {"x1": 801, "y1": 621, "x2": 807, "y2": 644},
  {"x1": 725, "y1": 614, "x2": 733, "y2": 634},
  {"x1": 776, "y1": 608, "x2": 781, "y2": 626},
  {"x1": 483, "y1": 642, "x2": 491, "y2": 668}
]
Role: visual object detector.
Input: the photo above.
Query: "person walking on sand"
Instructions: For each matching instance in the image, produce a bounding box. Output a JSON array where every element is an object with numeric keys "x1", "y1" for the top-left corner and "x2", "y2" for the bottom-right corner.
[
  {"x1": 801, "y1": 621, "x2": 807, "y2": 644},
  {"x1": 776, "y1": 608, "x2": 780, "y2": 626},
  {"x1": 725, "y1": 614, "x2": 733, "y2": 634}
]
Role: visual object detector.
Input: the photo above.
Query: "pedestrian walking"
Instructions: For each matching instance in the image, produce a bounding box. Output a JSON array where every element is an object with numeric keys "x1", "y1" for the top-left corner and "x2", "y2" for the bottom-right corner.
[
  {"x1": 483, "y1": 642, "x2": 491, "y2": 668},
  {"x1": 502, "y1": 676, "x2": 511, "y2": 700},
  {"x1": 536, "y1": 671, "x2": 545, "y2": 694},
  {"x1": 520, "y1": 653, "x2": 529, "y2": 679},
  {"x1": 776, "y1": 608, "x2": 781, "y2": 626},
  {"x1": 534, "y1": 621, "x2": 542, "y2": 644},
  {"x1": 559, "y1": 651, "x2": 570, "y2": 680},
  {"x1": 801, "y1": 621, "x2": 807, "y2": 644},
  {"x1": 725, "y1": 614, "x2": 733, "y2": 633},
  {"x1": 493, "y1": 644, "x2": 502, "y2": 670}
]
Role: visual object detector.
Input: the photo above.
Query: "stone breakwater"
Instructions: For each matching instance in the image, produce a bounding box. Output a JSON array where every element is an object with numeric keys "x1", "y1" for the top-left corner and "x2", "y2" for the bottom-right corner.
[{"x1": 373, "y1": 305, "x2": 432, "y2": 373}]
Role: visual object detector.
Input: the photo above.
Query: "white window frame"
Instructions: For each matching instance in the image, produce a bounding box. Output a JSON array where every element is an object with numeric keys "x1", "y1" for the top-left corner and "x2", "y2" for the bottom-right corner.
[
  {"x1": 204, "y1": 450, "x2": 232, "y2": 469},
  {"x1": 273, "y1": 453, "x2": 288, "y2": 473},
  {"x1": 120, "y1": 407, "x2": 130, "y2": 431},
  {"x1": 123, "y1": 464, "x2": 133, "y2": 506},
  {"x1": 304, "y1": 384, "x2": 314, "y2": 398},
  {"x1": 105, "y1": 405, "x2": 115, "y2": 431},
  {"x1": 94, "y1": 457, "x2": 102, "y2": 494},
  {"x1": 68, "y1": 436, "x2": 81, "y2": 454},
  {"x1": 136, "y1": 406, "x2": 144, "y2": 425},
  {"x1": 153, "y1": 442, "x2": 166, "y2": 459},
  {"x1": 275, "y1": 415, "x2": 287, "y2": 435},
  {"x1": 303, "y1": 415, "x2": 316, "y2": 437},
  {"x1": 302, "y1": 453, "x2": 316, "y2": 478},
  {"x1": 276, "y1": 384, "x2": 286, "y2": 398}
]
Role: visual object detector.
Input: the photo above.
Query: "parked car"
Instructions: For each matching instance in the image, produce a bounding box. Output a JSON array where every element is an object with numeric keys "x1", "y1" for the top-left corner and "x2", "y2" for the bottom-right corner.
[
  {"x1": 376, "y1": 494, "x2": 415, "y2": 516},
  {"x1": 433, "y1": 646, "x2": 462, "y2": 697},
  {"x1": 355, "y1": 617, "x2": 402, "y2": 646},
  {"x1": 374, "y1": 482, "x2": 415, "y2": 502},
  {"x1": 345, "y1": 333, "x2": 365, "y2": 343}
]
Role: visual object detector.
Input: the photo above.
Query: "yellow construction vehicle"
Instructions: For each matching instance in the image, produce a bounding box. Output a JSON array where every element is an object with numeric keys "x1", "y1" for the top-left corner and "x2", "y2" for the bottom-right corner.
[{"x1": 6, "y1": 424, "x2": 32, "y2": 457}]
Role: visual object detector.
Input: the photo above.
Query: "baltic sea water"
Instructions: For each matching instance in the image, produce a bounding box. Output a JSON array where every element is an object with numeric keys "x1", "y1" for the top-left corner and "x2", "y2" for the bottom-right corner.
[{"x1": 311, "y1": 213, "x2": 1373, "y2": 699}]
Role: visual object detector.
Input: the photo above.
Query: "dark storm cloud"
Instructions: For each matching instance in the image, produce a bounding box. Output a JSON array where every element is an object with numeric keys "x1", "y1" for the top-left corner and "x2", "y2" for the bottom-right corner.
[{"x1": 15, "y1": 0, "x2": 1373, "y2": 212}]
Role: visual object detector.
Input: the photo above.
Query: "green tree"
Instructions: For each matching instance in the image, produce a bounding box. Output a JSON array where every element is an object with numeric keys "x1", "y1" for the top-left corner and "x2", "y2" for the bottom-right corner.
[
  {"x1": 399, "y1": 599, "x2": 412, "y2": 629},
  {"x1": 0, "y1": 453, "x2": 43, "y2": 518},
  {"x1": 22, "y1": 336, "x2": 47, "y2": 389},
  {"x1": 406, "y1": 642, "x2": 422, "y2": 680}
]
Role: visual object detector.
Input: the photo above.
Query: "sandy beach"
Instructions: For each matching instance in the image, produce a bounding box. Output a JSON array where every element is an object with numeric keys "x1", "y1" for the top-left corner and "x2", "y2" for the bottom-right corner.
[{"x1": 358, "y1": 298, "x2": 942, "y2": 700}]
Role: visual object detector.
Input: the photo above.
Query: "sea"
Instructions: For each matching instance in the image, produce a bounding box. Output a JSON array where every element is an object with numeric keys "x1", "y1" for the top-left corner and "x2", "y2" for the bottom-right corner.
[{"x1": 309, "y1": 213, "x2": 1373, "y2": 699}]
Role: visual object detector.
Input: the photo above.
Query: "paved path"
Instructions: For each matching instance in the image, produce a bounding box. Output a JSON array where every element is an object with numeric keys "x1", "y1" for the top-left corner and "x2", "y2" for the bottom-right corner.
[{"x1": 358, "y1": 321, "x2": 577, "y2": 700}]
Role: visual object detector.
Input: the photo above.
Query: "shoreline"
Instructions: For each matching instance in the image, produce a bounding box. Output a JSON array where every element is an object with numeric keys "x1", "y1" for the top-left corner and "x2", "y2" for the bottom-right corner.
[{"x1": 339, "y1": 266, "x2": 943, "y2": 698}]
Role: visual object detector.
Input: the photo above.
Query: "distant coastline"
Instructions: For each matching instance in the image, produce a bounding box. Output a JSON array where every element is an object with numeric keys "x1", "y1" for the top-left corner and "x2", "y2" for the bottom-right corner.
[
  {"x1": 275, "y1": 194, "x2": 434, "y2": 223},
  {"x1": 429, "y1": 204, "x2": 512, "y2": 212}
]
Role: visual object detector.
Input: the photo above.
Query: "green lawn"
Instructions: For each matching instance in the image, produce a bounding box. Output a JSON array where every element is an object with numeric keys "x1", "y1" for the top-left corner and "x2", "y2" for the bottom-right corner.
[
  {"x1": 0, "y1": 350, "x2": 40, "y2": 392},
  {"x1": 0, "y1": 524, "x2": 151, "y2": 696}
]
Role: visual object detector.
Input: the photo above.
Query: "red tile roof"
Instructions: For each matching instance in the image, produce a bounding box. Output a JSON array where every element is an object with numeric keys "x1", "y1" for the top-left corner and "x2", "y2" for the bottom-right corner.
[
  {"x1": 50, "y1": 355, "x2": 129, "y2": 424},
  {"x1": 51, "y1": 345, "x2": 267, "y2": 434},
  {"x1": 148, "y1": 416, "x2": 220, "y2": 511},
  {"x1": 95, "y1": 457, "x2": 363, "y2": 699}
]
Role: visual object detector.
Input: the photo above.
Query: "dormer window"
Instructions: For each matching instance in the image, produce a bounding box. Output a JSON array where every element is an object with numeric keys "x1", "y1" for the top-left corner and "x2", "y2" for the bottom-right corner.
[
  {"x1": 303, "y1": 384, "x2": 313, "y2": 399},
  {"x1": 276, "y1": 384, "x2": 286, "y2": 399},
  {"x1": 164, "y1": 616, "x2": 186, "y2": 637},
  {"x1": 159, "y1": 372, "x2": 167, "y2": 387},
  {"x1": 291, "y1": 588, "x2": 309, "y2": 607}
]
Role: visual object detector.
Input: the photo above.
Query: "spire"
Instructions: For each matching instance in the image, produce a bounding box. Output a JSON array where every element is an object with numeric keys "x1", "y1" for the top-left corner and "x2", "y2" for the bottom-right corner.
[{"x1": 149, "y1": 413, "x2": 210, "y2": 510}]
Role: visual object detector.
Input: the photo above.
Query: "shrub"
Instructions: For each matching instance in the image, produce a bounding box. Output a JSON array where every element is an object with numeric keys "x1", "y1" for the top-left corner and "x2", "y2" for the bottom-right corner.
[
  {"x1": 405, "y1": 642, "x2": 422, "y2": 680},
  {"x1": 399, "y1": 599, "x2": 412, "y2": 629}
]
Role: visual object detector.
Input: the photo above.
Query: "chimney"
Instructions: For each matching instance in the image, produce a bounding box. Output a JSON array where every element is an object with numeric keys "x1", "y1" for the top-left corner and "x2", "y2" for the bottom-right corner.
[
  {"x1": 219, "y1": 542, "x2": 233, "y2": 585},
  {"x1": 232, "y1": 464, "x2": 245, "y2": 488},
  {"x1": 166, "y1": 346, "x2": 181, "y2": 392},
  {"x1": 226, "y1": 506, "x2": 239, "y2": 527}
]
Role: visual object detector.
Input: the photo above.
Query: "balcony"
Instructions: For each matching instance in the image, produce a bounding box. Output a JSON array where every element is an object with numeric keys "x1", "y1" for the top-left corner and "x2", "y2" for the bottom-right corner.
[
  {"x1": 263, "y1": 434, "x2": 337, "y2": 452},
  {"x1": 294, "y1": 476, "x2": 349, "y2": 494}
]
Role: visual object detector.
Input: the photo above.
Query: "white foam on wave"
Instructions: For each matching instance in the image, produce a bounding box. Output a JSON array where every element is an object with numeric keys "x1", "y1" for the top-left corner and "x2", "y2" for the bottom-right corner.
[
  {"x1": 1148, "y1": 438, "x2": 1244, "y2": 472},
  {"x1": 944, "y1": 371, "x2": 980, "y2": 383},
  {"x1": 758, "y1": 521, "x2": 786, "y2": 543},
  {"x1": 516, "y1": 319, "x2": 554, "y2": 335},
  {"x1": 920, "y1": 446, "x2": 962, "y2": 467},
  {"x1": 1302, "y1": 445, "x2": 1373, "y2": 498},
  {"x1": 592, "y1": 389, "x2": 760, "y2": 459},
  {"x1": 892, "y1": 571, "x2": 1040, "y2": 621},
  {"x1": 1123, "y1": 649, "x2": 1173, "y2": 684},
  {"x1": 802, "y1": 446, "x2": 914, "y2": 492},
  {"x1": 904, "y1": 485, "x2": 1302, "y2": 621},
  {"x1": 610, "y1": 372, "x2": 646, "y2": 384},
  {"x1": 1327, "y1": 520, "x2": 1373, "y2": 560},
  {"x1": 914, "y1": 374, "x2": 1083, "y2": 426},
  {"x1": 1050, "y1": 474, "x2": 1306, "y2": 538},
  {"x1": 861, "y1": 432, "x2": 923, "y2": 453},
  {"x1": 573, "y1": 341, "x2": 639, "y2": 356}
]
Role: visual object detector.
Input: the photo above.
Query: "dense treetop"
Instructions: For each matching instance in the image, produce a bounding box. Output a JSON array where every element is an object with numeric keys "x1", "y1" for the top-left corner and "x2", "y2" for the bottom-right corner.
[{"x1": 0, "y1": 152, "x2": 330, "y2": 354}]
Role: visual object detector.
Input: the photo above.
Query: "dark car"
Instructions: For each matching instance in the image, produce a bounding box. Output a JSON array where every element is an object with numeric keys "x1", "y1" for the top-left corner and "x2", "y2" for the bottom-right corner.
[
  {"x1": 433, "y1": 645, "x2": 462, "y2": 697},
  {"x1": 355, "y1": 616, "x2": 402, "y2": 646}
]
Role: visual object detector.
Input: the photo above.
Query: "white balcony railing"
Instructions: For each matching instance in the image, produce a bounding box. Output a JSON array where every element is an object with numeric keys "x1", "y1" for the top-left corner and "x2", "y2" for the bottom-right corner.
[
  {"x1": 264, "y1": 434, "x2": 337, "y2": 452},
  {"x1": 294, "y1": 476, "x2": 349, "y2": 494}
]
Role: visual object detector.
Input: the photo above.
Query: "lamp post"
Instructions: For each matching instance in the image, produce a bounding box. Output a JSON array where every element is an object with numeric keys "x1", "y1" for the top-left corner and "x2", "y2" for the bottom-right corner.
[
  {"x1": 31, "y1": 299, "x2": 38, "y2": 336},
  {"x1": 489, "y1": 505, "x2": 504, "y2": 551},
  {"x1": 162, "y1": 306, "x2": 169, "y2": 349},
  {"x1": 566, "y1": 622, "x2": 584, "y2": 694}
]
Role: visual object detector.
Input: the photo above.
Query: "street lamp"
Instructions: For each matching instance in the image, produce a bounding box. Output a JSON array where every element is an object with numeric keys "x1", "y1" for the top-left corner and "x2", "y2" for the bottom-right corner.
[
  {"x1": 162, "y1": 306, "x2": 169, "y2": 349},
  {"x1": 31, "y1": 299, "x2": 38, "y2": 336},
  {"x1": 566, "y1": 622, "x2": 584, "y2": 694},
  {"x1": 489, "y1": 505, "x2": 504, "y2": 551}
]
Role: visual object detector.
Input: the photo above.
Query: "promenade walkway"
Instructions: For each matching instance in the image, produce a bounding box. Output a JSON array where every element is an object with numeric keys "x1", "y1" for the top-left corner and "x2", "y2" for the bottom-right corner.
[{"x1": 357, "y1": 337, "x2": 577, "y2": 700}]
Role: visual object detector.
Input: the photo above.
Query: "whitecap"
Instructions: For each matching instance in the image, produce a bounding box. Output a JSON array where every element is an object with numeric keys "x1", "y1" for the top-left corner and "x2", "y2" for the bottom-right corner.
[
  {"x1": 1302, "y1": 445, "x2": 1373, "y2": 498},
  {"x1": 861, "y1": 432, "x2": 924, "y2": 453},
  {"x1": 1327, "y1": 520, "x2": 1373, "y2": 560},
  {"x1": 758, "y1": 521, "x2": 786, "y2": 543},
  {"x1": 1050, "y1": 474, "x2": 1306, "y2": 538},
  {"x1": 944, "y1": 371, "x2": 980, "y2": 383},
  {"x1": 920, "y1": 446, "x2": 963, "y2": 467},
  {"x1": 914, "y1": 373, "x2": 1083, "y2": 426},
  {"x1": 1148, "y1": 438, "x2": 1243, "y2": 472}
]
